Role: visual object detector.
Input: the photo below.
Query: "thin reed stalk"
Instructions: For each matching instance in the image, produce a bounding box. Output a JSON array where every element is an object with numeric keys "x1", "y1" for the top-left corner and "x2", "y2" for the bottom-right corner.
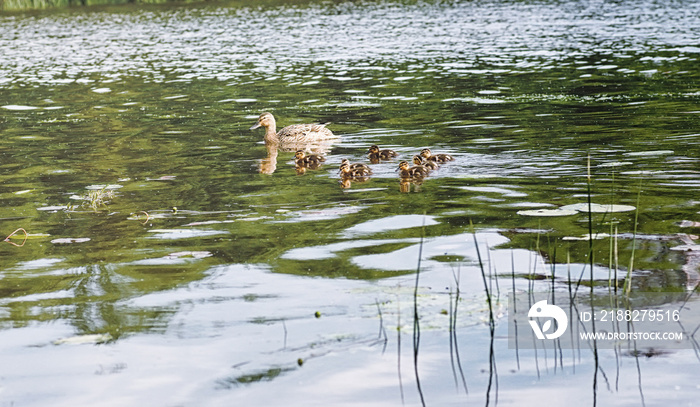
[
  {"x1": 413, "y1": 230, "x2": 426, "y2": 407},
  {"x1": 396, "y1": 289, "x2": 405, "y2": 404},
  {"x1": 471, "y1": 221, "x2": 497, "y2": 404},
  {"x1": 587, "y1": 155, "x2": 599, "y2": 407},
  {"x1": 449, "y1": 266, "x2": 468, "y2": 395},
  {"x1": 624, "y1": 182, "x2": 643, "y2": 295},
  {"x1": 511, "y1": 250, "x2": 520, "y2": 370}
]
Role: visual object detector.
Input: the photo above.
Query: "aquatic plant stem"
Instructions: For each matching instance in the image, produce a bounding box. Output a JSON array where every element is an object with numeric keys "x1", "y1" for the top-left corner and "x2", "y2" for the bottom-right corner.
[
  {"x1": 375, "y1": 300, "x2": 388, "y2": 350},
  {"x1": 413, "y1": 225, "x2": 426, "y2": 407},
  {"x1": 587, "y1": 154, "x2": 599, "y2": 406},
  {"x1": 624, "y1": 183, "x2": 643, "y2": 296},
  {"x1": 449, "y1": 266, "x2": 469, "y2": 395},
  {"x1": 608, "y1": 166, "x2": 617, "y2": 291},
  {"x1": 471, "y1": 220, "x2": 497, "y2": 404},
  {"x1": 282, "y1": 320, "x2": 288, "y2": 349},
  {"x1": 511, "y1": 250, "x2": 521, "y2": 370},
  {"x1": 396, "y1": 289, "x2": 405, "y2": 405},
  {"x1": 4, "y1": 228, "x2": 28, "y2": 247},
  {"x1": 614, "y1": 225, "x2": 619, "y2": 292},
  {"x1": 587, "y1": 154, "x2": 595, "y2": 295}
]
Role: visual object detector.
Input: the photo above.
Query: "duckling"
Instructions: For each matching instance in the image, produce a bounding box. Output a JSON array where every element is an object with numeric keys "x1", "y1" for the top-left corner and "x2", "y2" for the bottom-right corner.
[
  {"x1": 412, "y1": 154, "x2": 439, "y2": 171},
  {"x1": 339, "y1": 162, "x2": 373, "y2": 178},
  {"x1": 420, "y1": 148, "x2": 454, "y2": 163},
  {"x1": 367, "y1": 145, "x2": 398, "y2": 162},
  {"x1": 340, "y1": 158, "x2": 373, "y2": 174},
  {"x1": 250, "y1": 112, "x2": 336, "y2": 144},
  {"x1": 295, "y1": 150, "x2": 326, "y2": 167},
  {"x1": 397, "y1": 161, "x2": 428, "y2": 178}
]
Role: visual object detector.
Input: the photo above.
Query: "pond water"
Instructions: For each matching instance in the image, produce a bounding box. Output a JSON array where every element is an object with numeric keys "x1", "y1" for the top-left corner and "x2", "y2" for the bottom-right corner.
[{"x1": 1, "y1": 0, "x2": 699, "y2": 405}]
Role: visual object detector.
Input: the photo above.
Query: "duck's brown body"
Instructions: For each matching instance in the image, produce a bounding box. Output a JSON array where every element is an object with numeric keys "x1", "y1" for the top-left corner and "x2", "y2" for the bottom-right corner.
[
  {"x1": 367, "y1": 145, "x2": 398, "y2": 162},
  {"x1": 412, "y1": 155, "x2": 439, "y2": 171},
  {"x1": 339, "y1": 162, "x2": 372, "y2": 177},
  {"x1": 340, "y1": 158, "x2": 372, "y2": 173},
  {"x1": 397, "y1": 161, "x2": 428, "y2": 178},
  {"x1": 420, "y1": 148, "x2": 454, "y2": 163},
  {"x1": 250, "y1": 112, "x2": 336, "y2": 144},
  {"x1": 295, "y1": 150, "x2": 326, "y2": 167}
]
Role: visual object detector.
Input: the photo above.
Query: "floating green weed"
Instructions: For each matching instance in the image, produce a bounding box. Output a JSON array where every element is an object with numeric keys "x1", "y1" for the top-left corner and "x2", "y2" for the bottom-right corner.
[{"x1": 75, "y1": 185, "x2": 116, "y2": 211}]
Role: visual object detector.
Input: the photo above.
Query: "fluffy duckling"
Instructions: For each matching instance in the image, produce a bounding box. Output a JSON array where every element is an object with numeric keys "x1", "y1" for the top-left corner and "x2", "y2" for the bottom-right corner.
[
  {"x1": 340, "y1": 158, "x2": 373, "y2": 174},
  {"x1": 339, "y1": 162, "x2": 372, "y2": 178},
  {"x1": 397, "y1": 161, "x2": 428, "y2": 178},
  {"x1": 367, "y1": 145, "x2": 398, "y2": 162},
  {"x1": 412, "y1": 154, "x2": 439, "y2": 171},
  {"x1": 250, "y1": 112, "x2": 336, "y2": 144},
  {"x1": 295, "y1": 150, "x2": 326, "y2": 167},
  {"x1": 420, "y1": 148, "x2": 454, "y2": 163}
]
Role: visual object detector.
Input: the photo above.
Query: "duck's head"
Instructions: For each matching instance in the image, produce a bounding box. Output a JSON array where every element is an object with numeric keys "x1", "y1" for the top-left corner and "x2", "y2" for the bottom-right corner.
[
  {"x1": 420, "y1": 148, "x2": 432, "y2": 158},
  {"x1": 398, "y1": 161, "x2": 410, "y2": 171},
  {"x1": 412, "y1": 155, "x2": 425, "y2": 165},
  {"x1": 340, "y1": 158, "x2": 351, "y2": 166},
  {"x1": 367, "y1": 145, "x2": 380, "y2": 154},
  {"x1": 250, "y1": 112, "x2": 275, "y2": 130},
  {"x1": 295, "y1": 150, "x2": 306, "y2": 160},
  {"x1": 339, "y1": 162, "x2": 351, "y2": 174}
]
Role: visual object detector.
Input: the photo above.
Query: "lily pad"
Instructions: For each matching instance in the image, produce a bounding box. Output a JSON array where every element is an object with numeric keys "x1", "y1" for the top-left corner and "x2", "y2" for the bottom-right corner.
[
  {"x1": 165, "y1": 251, "x2": 213, "y2": 259},
  {"x1": 624, "y1": 150, "x2": 673, "y2": 156},
  {"x1": 671, "y1": 244, "x2": 700, "y2": 252},
  {"x1": 37, "y1": 205, "x2": 68, "y2": 211},
  {"x1": 130, "y1": 251, "x2": 214, "y2": 265},
  {"x1": 2, "y1": 105, "x2": 38, "y2": 110},
  {"x1": 597, "y1": 161, "x2": 633, "y2": 168},
  {"x1": 560, "y1": 203, "x2": 636, "y2": 213},
  {"x1": 183, "y1": 220, "x2": 235, "y2": 226},
  {"x1": 51, "y1": 237, "x2": 91, "y2": 244},
  {"x1": 85, "y1": 184, "x2": 123, "y2": 190},
  {"x1": 563, "y1": 233, "x2": 611, "y2": 241},
  {"x1": 146, "y1": 228, "x2": 229, "y2": 239},
  {"x1": 53, "y1": 333, "x2": 112, "y2": 345},
  {"x1": 517, "y1": 209, "x2": 579, "y2": 217}
]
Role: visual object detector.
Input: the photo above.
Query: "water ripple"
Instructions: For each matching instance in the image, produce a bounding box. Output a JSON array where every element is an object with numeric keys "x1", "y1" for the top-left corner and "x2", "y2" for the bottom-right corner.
[{"x1": 1, "y1": 0, "x2": 698, "y2": 87}]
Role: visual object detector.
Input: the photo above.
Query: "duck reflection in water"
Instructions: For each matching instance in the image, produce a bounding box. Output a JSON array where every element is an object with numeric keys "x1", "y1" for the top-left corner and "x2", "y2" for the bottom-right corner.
[
  {"x1": 339, "y1": 176, "x2": 371, "y2": 189},
  {"x1": 399, "y1": 177, "x2": 423, "y2": 193},
  {"x1": 259, "y1": 144, "x2": 279, "y2": 175}
]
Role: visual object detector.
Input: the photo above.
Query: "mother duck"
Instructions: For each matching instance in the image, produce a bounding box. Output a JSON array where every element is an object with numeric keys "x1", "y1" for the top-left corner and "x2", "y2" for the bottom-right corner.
[{"x1": 250, "y1": 112, "x2": 336, "y2": 145}]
